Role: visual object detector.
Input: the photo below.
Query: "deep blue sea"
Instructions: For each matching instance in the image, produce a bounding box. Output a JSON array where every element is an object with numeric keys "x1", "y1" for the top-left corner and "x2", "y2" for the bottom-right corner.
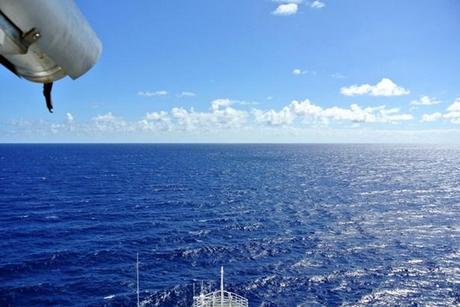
[{"x1": 1, "y1": 144, "x2": 459, "y2": 306}]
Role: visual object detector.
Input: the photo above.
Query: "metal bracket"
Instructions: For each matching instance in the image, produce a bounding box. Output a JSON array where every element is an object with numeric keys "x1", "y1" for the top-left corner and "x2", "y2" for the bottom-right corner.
[
  {"x1": 0, "y1": 10, "x2": 40, "y2": 54},
  {"x1": 22, "y1": 28, "x2": 41, "y2": 47}
]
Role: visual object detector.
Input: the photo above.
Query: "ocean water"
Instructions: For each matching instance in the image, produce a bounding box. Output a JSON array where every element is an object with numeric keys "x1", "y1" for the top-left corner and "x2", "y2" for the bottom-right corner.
[{"x1": 0, "y1": 144, "x2": 459, "y2": 306}]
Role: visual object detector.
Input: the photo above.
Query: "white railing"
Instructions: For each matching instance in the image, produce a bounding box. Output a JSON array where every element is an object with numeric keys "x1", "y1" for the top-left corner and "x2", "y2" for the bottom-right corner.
[{"x1": 193, "y1": 290, "x2": 249, "y2": 307}]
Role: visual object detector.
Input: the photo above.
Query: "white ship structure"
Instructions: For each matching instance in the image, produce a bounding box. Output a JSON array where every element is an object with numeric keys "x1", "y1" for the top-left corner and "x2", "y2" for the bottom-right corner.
[{"x1": 192, "y1": 267, "x2": 248, "y2": 307}]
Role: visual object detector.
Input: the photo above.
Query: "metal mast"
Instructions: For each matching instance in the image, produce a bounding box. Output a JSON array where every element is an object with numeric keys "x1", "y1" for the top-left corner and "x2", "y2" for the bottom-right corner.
[
  {"x1": 137, "y1": 253, "x2": 140, "y2": 307},
  {"x1": 220, "y1": 266, "x2": 224, "y2": 307}
]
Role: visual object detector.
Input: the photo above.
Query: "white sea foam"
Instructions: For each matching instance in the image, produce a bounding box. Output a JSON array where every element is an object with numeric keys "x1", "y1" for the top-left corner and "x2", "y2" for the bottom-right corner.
[{"x1": 355, "y1": 288, "x2": 417, "y2": 305}]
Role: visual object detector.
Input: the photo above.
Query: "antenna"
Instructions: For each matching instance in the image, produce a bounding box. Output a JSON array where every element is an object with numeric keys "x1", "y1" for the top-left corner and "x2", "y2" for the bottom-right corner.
[
  {"x1": 200, "y1": 280, "x2": 205, "y2": 305},
  {"x1": 220, "y1": 266, "x2": 224, "y2": 306},
  {"x1": 136, "y1": 253, "x2": 140, "y2": 307}
]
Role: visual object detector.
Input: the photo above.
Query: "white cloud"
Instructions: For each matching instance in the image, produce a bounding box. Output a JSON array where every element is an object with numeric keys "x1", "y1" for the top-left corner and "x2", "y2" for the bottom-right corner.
[
  {"x1": 6, "y1": 117, "x2": 460, "y2": 143},
  {"x1": 93, "y1": 112, "x2": 116, "y2": 122},
  {"x1": 411, "y1": 96, "x2": 441, "y2": 106},
  {"x1": 341, "y1": 78, "x2": 410, "y2": 97},
  {"x1": 421, "y1": 112, "x2": 443, "y2": 123},
  {"x1": 310, "y1": 0, "x2": 325, "y2": 9},
  {"x1": 253, "y1": 99, "x2": 413, "y2": 126},
  {"x1": 138, "y1": 90, "x2": 168, "y2": 97},
  {"x1": 289, "y1": 99, "x2": 323, "y2": 117},
  {"x1": 211, "y1": 98, "x2": 233, "y2": 110},
  {"x1": 171, "y1": 99, "x2": 248, "y2": 131},
  {"x1": 140, "y1": 111, "x2": 171, "y2": 131},
  {"x1": 292, "y1": 68, "x2": 316, "y2": 76},
  {"x1": 447, "y1": 98, "x2": 460, "y2": 112},
  {"x1": 418, "y1": 98, "x2": 460, "y2": 124},
  {"x1": 293, "y1": 68, "x2": 303, "y2": 75},
  {"x1": 234, "y1": 100, "x2": 260, "y2": 106},
  {"x1": 178, "y1": 91, "x2": 196, "y2": 98},
  {"x1": 8, "y1": 98, "x2": 443, "y2": 142},
  {"x1": 254, "y1": 106, "x2": 295, "y2": 126},
  {"x1": 145, "y1": 111, "x2": 169, "y2": 121},
  {"x1": 86, "y1": 99, "x2": 416, "y2": 133},
  {"x1": 92, "y1": 112, "x2": 129, "y2": 132},
  {"x1": 272, "y1": 3, "x2": 298, "y2": 15},
  {"x1": 444, "y1": 98, "x2": 460, "y2": 124},
  {"x1": 66, "y1": 113, "x2": 74, "y2": 123}
]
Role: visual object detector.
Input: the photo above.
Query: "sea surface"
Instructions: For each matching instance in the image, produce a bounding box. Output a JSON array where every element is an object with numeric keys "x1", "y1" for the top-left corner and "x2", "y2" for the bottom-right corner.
[{"x1": 0, "y1": 144, "x2": 459, "y2": 306}]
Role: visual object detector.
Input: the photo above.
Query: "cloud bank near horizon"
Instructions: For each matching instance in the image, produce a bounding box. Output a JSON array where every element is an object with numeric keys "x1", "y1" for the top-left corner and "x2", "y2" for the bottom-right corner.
[{"x1": 3, "y1": 97, "x2": 460, "y2": 143}]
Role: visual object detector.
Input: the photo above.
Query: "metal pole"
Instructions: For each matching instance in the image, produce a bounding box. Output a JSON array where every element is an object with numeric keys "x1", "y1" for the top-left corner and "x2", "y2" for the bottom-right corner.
[
  {"x1": 221, "y1": 266, "x2": 224, "y2": 307},
  {"x1": 137, "y1": 253, "x2": 140, "y2": 307}
]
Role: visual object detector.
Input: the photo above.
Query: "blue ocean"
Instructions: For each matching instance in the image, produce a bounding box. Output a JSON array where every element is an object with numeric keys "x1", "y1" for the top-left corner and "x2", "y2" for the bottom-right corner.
[{"x1": 1, "y1": 144, "x2": 459, "y2": 306}]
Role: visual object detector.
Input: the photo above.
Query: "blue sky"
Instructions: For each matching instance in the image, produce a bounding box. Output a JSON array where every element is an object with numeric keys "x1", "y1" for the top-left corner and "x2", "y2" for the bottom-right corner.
[{"x1": 1, "y1": 0, "x2": 460, "y2": 143}]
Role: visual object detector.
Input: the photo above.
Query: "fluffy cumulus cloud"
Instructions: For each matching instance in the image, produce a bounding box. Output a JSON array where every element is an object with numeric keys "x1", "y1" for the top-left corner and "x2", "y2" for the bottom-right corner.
[
  {"x1": 145, "y1": 111, "x2": 169, "y2": 121},
  {"x1": 272, "y1": 3, "x2": 298, "y2": 15},
  {"x1": 421, "y1": 112, "x2": 443, "y2": 123},
  {"x1": 170, "y1": 99, "x2": 248, "y2": 131},
  {"x1": 444, "y1": 98, "x2": 460, "y2": 124},
  {"x1": 411, "y1": 96, "x2": 441, "y2": 106},
  {"x1": 92, "y1": 112, "x2": 130, "y2": 132},
  {"x1": 139, "y1": 111, "x2": 171, "y2": 131},
  {"x1": 420, "y1": 98, "x2": 460, "y2": 124},
  {"x1": 253, "y1": 99, "x2": 413, "y2": 126},
  {"x1": 254, "y1": 107, "x2": 295, "y2": 126},
  {"x1": 16, "y1": 97, "x2": 460, "y2": 142},
  {"x1": 211, "y1": 98, "x2": 232, "y2": 110},
  {"x1": 341, "y1": 78, "x2": 410, "y2": 97}
]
